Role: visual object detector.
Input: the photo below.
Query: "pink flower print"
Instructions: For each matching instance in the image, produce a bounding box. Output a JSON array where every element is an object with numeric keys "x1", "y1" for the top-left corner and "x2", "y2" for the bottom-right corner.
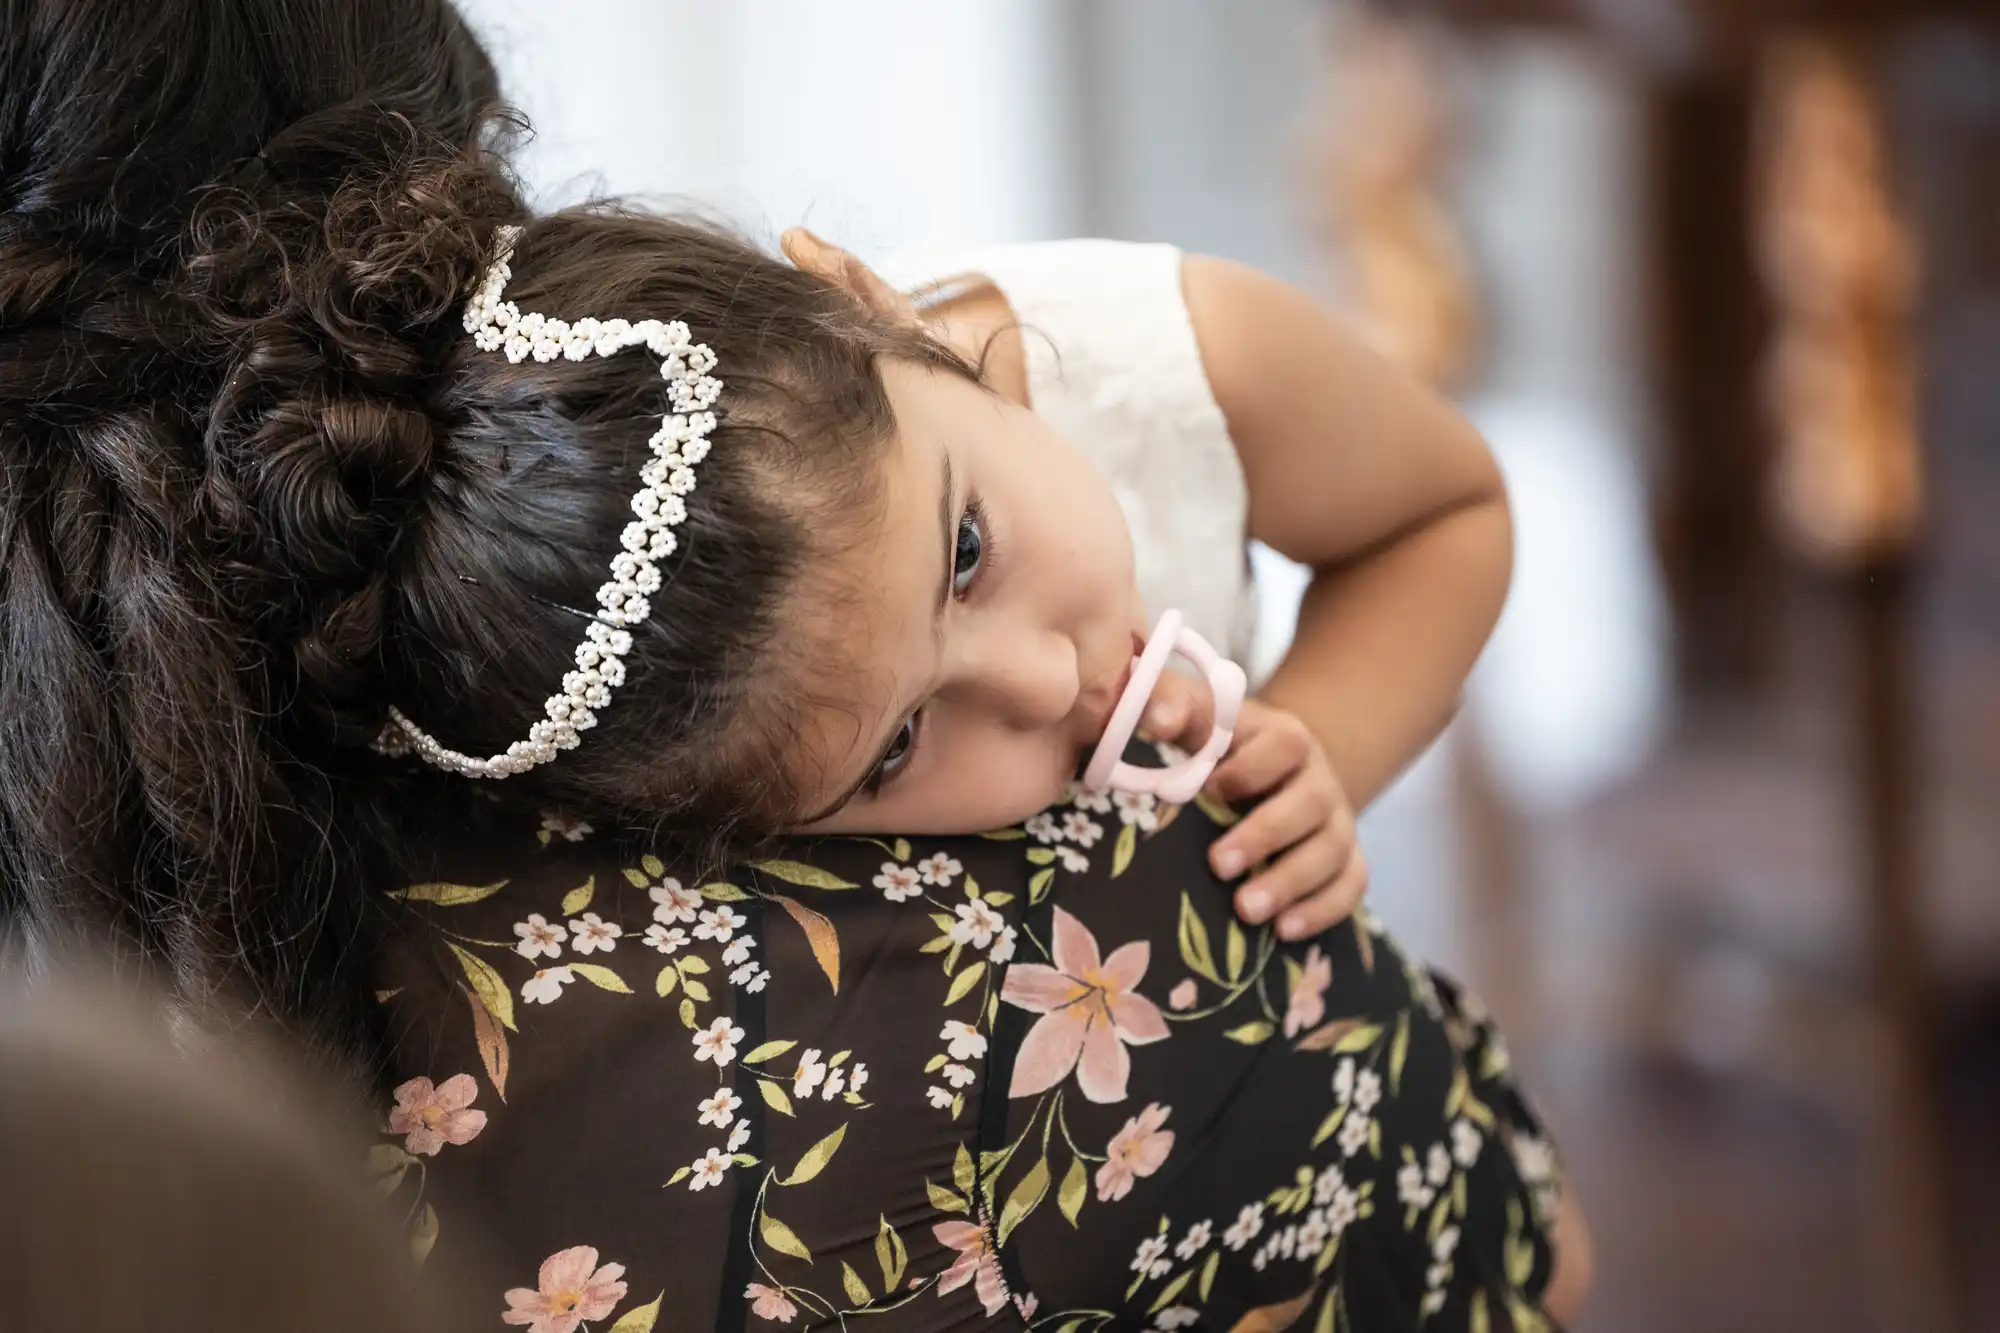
[
  {"x1": 567, "y1": 912, "x2": 621, "y2": 955},
  {"x1": 1094, "y1": 1102, "x2": 1175, "y2": 1201},
  {"x1": 1168, "y1": 978, "x2": 1198, "y2": 1012},
  {"x1": 513, "y1": 913, "x2": 566, "y2": 961},
  {"x1": 933, "y1": 1220, "x2": 1008, "y2": 1316},
  {"x1": 501, "y1": 1246, "x2": 628, "y2": 1333},
  {"x1": 1001, "y1": 907, "x2": 1169, "y2": 1103},
  {"x1": 874, "y1": 862, "x2": 923, "y2": 902},
  {"x1": 916, "y1": 852, "x2": 962, "y2": 886},
  {"x1": 746, "y1": 1283, "x2": 798, "y2": 1323},
  {"x1": 1283, "y1": 944, "x2": 1332, "y2": 1038},
  {"x1": 387, "y1": 1074, "x2": 487, "y2": 1157},
  {"x1": 650, "y1": 880, "x2": 702, "y2": 924}
]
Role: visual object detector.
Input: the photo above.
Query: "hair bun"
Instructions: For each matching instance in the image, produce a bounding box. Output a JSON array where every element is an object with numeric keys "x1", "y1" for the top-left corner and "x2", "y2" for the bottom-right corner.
[{"x1": 184, "y1": 117, "x2": 521, "y2": 736}]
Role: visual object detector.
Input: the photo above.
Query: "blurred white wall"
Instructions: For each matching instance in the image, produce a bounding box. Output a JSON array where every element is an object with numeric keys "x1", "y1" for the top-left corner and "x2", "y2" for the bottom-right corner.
[{"x1": 457, "y1": 0, "x2": 1081, "y2": 258}]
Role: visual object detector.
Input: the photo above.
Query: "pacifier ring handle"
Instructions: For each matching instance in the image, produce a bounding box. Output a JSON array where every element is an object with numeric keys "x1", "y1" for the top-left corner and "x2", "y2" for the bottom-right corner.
[{"x1": 1083, "y1": 609, "x2": 1247, "y2": 806}]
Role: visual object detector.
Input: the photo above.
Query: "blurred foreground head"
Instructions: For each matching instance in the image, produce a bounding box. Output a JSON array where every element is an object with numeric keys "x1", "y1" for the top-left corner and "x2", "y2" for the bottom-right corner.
[{"x1": 0, "y1": 973, "x2": 478, "y2": 1333}]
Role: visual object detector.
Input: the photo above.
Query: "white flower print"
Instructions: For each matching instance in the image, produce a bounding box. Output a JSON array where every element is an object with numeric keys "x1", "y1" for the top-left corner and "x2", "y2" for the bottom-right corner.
[
  {"x1": 822, "y1": 1070, "x2": 846, "y2": 1100},
  {"x1": 925, "y1": 1086, "x2": 954, "y2": 1110},
  {"x1": 1433, "y1": 1225, "x2": 1460, "y2": 1261},
  {"x1": 649, "y1": 880, "x2": 702, "y2": 925},
  {"x1": 729, "y1": 962, "x2": 762, "y2": 988},
  {"x1": 916, "y1": 852, "x2": 962, "y2": 886},
  {"x1": 1024, "y1": 812, "x2": 1062, "y2": 844},
  {"x1": 1296, "y1": 1213, "x2": 1330, "y2": 1255},
  {"x1": 1337, "y1": 1110, "x2": 1371, "y2": 1158},
  {"x1": 644, "y1": 924, "x2": 689, "y2": 955},
  {"x1": 940, "y1": 1021, "x2": 987, "y2": 1061},
  {"x1": 793, "y1": 1049, "x2": 827, "y2": 1099},
  {"x1": 1112, "y1": 789, "x2": 1160, "y2": 831},
  {"x1": 741, "y1": 968, "x2": 770, "y2": 993},
  {"x1": 521, "y1": 966, "x2": 575, "y2": 1005},
  {"x1": 1060, "y1": 811, "x2": 1104, "y2": 847},
  {"x1": 568, "y1": 912, "x2": 621, "y2": 955},
  {"x1": 721, "y1": 935, "x2": 756, "y2": 967},
  {"x1": 513, "y1": 913, "x2": 567, "y2": 961},
  {"x1": 1332, "y1": 1057, "x2": 1355, "y2": 1106},
  {"x1": 1272, "y1": 1226, "x2": 1298, "y2": 1261},
  {"x1": 727, "y1": 1121, "x2": 752, "y2": 1153},
  {"x1": 874, "y1": 863, "x2": 922, "y2": 903},
  {"x1": 695, "y1": 905, "x2": 746, "y2": 943},
  {"x1": 1314, "y1": 1164, "x2": 1346, "y2": 1207},
  {"x1": 848, "y1": 1063, "x2": 869, "y2": 1096},
  {"x1": 1064, "y1": 782, "x2": 1112, "y2": 814},
  {"x1": 1427, "y1": 1261, "x2": 1450, "y2": 1289},
  {"x1": 1132, "y1": 1235, "x2": 1171, "y2": 1278},
  {"x1": 950, "y1": 899, "x2": 1004, "y2": 950},
  {"x1": 988, "y1": 924, "x2": 1018, "y2": 966},
  {"x1": 1451, "y1": 1117, "x2": 1482, "y2": 1168},
  {"x1": 1155, "y1": 1307, "x2": 1200, "y2": 1330},
  {"x1": 1057, "y1": 847, "x2": 1091, "y2": 874},
  {"x1": 698, "y1": 1089, "x2": 742, "y2": 1128},
  {"x1": 940, "y1": 1062, "x2": 977, "y2": 1089},
  {"x1": 1174, "y1": 1219, "x2": 1213, "y2": 1261},
  {"x1": 688, "y1": 1147, "x2": 731, "y2": 1191},
  {"x1": 1223, "y1": 1203, "x2": 1265, "y2": 1251},
  {"x1": 1511, "y1": 1133, "x2": 1555, "y2": 1186},
  {"x1": 1353, "y1": 1068, "x2": 1382, "y2": 1114},
  {"x1": 1326, "y1": 1186, "x2": 1361, "y2": 1233},
  {"x1": 1397, "y1": 1162, "x2": 1435, "y2": 1210},
  {"x1": 692, "y1": 1017, "x2": 745, "y2": 1067},
  {"x1": 1426, "y1": 1143, "x2": 1452, "y2": 1188},
  {"x1": 539, "y1": 810, "x2": 593, "y2": 842},
  {"x1": 1420, "y1": 1291, "x2": 1446, "y2": 1317}
]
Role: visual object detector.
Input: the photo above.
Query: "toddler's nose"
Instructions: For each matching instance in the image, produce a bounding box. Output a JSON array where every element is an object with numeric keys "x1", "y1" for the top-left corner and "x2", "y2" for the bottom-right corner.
[{"x1": 959, "y1": 628, "x2": 1080, "y2": 731}]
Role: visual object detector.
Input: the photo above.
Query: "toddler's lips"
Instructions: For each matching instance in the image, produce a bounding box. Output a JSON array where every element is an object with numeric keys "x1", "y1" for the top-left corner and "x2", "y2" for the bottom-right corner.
[{"x1": 1083, "y1": 631, "x2": 1147, "y2": 741}]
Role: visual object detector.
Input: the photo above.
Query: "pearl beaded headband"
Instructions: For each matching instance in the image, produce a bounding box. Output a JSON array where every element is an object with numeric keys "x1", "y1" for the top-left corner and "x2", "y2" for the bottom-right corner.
[{"x1": 373, "y1": 224, "x2": 723, "y2": 778}]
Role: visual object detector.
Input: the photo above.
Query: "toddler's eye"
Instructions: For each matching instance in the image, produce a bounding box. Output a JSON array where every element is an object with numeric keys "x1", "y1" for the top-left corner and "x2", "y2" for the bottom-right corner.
[
  {"x1": 865, "y1": 715, "x2": 919, "y2": 793},
  {"x1": 952, "y1": 505, "x2": 985, "y2": 596}
]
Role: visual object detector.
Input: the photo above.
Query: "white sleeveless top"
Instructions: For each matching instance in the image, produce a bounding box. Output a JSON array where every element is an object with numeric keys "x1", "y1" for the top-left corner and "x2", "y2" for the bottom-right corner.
[{"x1": 883, "y1": 240, "x2": 1259, "y2": 668}]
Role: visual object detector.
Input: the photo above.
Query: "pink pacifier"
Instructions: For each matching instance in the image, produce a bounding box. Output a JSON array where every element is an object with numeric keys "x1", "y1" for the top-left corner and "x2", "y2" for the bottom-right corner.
[{"x1": 1084, "y1": 609, "x2": 1247, "y2": 805}]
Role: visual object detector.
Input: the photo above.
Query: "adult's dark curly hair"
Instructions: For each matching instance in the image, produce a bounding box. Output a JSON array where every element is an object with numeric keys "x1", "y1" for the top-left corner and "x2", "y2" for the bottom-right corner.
[{"x1": 0, "y1": 0, "x2": 973, "y2": 1065}]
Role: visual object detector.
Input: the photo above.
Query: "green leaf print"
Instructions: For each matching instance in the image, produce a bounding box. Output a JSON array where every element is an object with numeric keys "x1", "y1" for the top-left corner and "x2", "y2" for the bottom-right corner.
[
  {"x1": 780, "y1": 1124, "x2": 847, "y2": 1186},
  {"x1": 759, "y1": 1209, "x2": 813, "y2": 1263},
  {"x1": 997, "y1": 1153, "x2": 1051, "y2": 1246},
  {"x1": 748, "y1": 860, "x2": 858, "y2": 891}
]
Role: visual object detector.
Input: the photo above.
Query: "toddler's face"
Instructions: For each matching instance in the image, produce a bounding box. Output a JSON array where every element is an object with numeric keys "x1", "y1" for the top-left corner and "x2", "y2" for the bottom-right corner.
[{"x1": 787, "y1": 357, "x2": 1147, "y2": 835}]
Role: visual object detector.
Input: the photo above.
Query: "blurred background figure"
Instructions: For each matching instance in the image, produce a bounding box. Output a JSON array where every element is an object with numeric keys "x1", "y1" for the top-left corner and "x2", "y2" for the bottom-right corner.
[
  {"x1": 450, "y1": 1, "x2": 1995, "y2": 1328},
  {"x1": 0, "y1": 971, "x2": 478, "y2": 1333}
]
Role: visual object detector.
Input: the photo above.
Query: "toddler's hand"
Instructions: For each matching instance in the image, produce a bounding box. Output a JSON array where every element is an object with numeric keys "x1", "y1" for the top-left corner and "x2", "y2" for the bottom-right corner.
[{"x1": 1197, "y1": 699, "x2": 1366, "y2": 941}]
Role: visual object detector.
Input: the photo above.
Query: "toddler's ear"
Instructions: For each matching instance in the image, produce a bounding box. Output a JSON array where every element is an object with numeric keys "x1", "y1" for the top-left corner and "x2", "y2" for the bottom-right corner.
[{"x1": 780, "y1": 227, "x2": 921, "y2": 326}]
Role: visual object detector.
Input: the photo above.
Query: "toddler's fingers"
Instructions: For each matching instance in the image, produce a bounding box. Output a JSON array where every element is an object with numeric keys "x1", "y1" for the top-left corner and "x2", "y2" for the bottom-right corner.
[
  {"x1": 1140, "y1": 669, "x2": 1214, "y2": 751},
  {"x1": 1204, "y1": 720, "x2": 1311, "y2": 807},
  {"x1": 1275, "y1": 845, "x2": 1370, "y2": 941},
  {"x1": 1212, "y1": 779, "x2": 1347, "y2": 895},
  {"x1": 1232, "y1": 827, "x2": 1347, "y2": 930}
]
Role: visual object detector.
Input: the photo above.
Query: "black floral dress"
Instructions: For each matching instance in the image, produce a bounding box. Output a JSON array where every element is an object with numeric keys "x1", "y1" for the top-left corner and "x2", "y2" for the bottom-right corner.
[{"x1": 373, "y1": 758, "x2": 1565, "y2": 1333}]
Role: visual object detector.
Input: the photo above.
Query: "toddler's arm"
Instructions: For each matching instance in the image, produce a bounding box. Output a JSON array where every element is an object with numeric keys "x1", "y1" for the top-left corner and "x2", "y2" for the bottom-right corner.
[{"x1": 1182, "y1": 256, "x2": 1512, "y2": 812}]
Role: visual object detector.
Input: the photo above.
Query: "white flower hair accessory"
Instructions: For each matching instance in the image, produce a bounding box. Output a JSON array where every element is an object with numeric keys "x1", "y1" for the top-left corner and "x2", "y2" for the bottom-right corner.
[{"x1": 374, "y1": 224, "x2": 722, "y2": 778}]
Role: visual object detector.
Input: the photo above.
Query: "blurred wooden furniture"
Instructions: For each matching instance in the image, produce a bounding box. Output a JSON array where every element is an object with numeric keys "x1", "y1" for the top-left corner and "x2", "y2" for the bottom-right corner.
[{"x1": 1321, "y1": 3, "x2": 1990, "y2": 1330}]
